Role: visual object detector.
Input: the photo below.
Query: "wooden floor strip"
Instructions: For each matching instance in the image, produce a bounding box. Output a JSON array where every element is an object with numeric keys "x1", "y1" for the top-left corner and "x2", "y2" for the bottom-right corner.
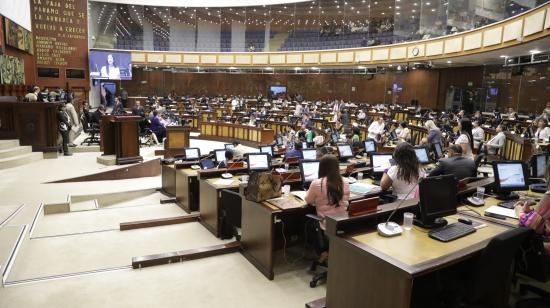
[
  {"x1": 119, "y1": 213, "x2": 200, "y2": 231},
  {"x1": 132, "y1": 241, "x2": 241, "y2": 269}
]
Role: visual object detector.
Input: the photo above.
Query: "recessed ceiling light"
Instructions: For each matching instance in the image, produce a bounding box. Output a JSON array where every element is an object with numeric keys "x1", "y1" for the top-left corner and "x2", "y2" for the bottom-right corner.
[
  {"x1": 500, "y1": 55, "x2": 507, "y2": 58},
  {"x1": 530, "y1": 49, "x2": 541, "y2": 54},
  {"x1": 447, "y1": 60, "x2": 452, "y2": 64}
]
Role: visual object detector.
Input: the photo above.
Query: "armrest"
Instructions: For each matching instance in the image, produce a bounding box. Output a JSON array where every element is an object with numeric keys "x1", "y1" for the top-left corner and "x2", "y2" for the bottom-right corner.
[{"x1": 306, "y1": 214, "x2": 323, "y2": 221}]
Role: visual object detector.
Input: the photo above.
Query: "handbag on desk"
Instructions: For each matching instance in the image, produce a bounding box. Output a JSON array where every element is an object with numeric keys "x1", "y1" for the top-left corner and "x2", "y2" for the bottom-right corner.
[{"x1": 245, "y1": 172, "x2": 282, "y2": 202}]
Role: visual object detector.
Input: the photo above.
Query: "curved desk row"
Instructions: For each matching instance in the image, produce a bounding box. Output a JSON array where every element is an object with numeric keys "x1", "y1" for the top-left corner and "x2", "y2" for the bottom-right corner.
[{"x1": 200, "y1": 122, "x2": 275, "y2": 146}]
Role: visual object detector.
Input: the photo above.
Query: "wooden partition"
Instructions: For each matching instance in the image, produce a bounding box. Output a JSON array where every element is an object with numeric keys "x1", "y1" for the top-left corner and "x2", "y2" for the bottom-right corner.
[
  {"x1": 165, "y1": 126, "x2": 191, "y2": 149},
  {"x1": 200, "y1": 122, "x2": 275, "y2": 145},
  {"x1": 483, "y1": 128, "x2": 532, "y2": 161},
  {"x1": 256, "y1": 120, "x2": 294, "y2": 135},
  {"x1": 0, "y1": 101, "x2": 60, "y2": 153}
]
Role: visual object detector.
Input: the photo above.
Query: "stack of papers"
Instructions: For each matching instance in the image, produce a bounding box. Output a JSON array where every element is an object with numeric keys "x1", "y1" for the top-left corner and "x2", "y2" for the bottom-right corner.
[
  {"x1": 350, "y1": 183, "x2": 378, "y2": 194},
  {"x1": 267, "y1": 197, "x2": 304, "y2": 210},
  {"x1": 213, "y1": 179, "x2": 235, "y2": 186},
  {"x1": 291, "y1": 191, "x2": 307, "y2": 201},
  {"x1": 485, "y1": 206, "x2": 518, "y2": 219}
]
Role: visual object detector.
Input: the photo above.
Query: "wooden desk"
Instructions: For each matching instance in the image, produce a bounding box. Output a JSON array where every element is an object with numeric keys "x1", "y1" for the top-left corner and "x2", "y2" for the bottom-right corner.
[
  {"x1": 100, "y1": 115, "x2": 143, "y2": 164},
  {"x1": 200, "y1": 122, "x2": 275, "y2": 146},
  {"x1": 325, "y1": 214, "x2": 511, "y2": 308},
  {"x1": 199, "y1": 177, "x2": 242, "y2": 238},
  {"x1": 161, "y1": 164, "x2": 176, "y2": 196},
  {"x1": 175, "y1": 167, "x2": 199, "y2": 213},
  {"x1": 165, "y1": 126, "x2": 191, "y2": 149},
  {"x1": 241, "y1": 179, "x2": 384, "y2": 280},
  {"x1": 0, "y1": 101, "x2": 60, "y2": 153}
]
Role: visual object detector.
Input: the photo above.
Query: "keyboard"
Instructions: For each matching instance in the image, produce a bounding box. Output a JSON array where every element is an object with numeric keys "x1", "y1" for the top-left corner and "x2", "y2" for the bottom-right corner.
[
  {"x1": 498, "y1": 200, "x2": 519, "y2": 209},
  {"x1": 428, "y1": 223, "x2": 477, "y2": 242}
]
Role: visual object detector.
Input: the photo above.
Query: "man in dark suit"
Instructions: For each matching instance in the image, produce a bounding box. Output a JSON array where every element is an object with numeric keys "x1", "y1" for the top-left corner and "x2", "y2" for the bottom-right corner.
[
  {"x1": 57, "y1": 104, "x2": 72, "y2": 156},
  {"x1": 131, "y1": 100, "x2": 145, "y2": 117},
  {"x1": 112, "y1": 98, "x2": 125, "y2": 115},
  {"x1": 429, "y1": 144, "x2": 476, "y2": 180}
]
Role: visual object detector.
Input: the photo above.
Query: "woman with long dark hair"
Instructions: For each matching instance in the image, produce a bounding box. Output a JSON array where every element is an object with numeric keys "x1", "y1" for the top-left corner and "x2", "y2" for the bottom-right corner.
[
  {"x1": 100, "y1": 54, "x2": 121, "y2": 79},
  {"x1": 380, "y1": 143, "x2": 424, "y2": 199},
  {"x1": 455, "y1": 118, "x2": 474, "y2": 160},
  {"x1": 305, "y1": 154, "x2": 350, "y2": 230}
]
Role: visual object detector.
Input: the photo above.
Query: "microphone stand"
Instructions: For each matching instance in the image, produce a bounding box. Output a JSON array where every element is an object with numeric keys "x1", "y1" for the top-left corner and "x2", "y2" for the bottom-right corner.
[{"x1": 377, "y1": 182, "x2": 419, "y2": 237}]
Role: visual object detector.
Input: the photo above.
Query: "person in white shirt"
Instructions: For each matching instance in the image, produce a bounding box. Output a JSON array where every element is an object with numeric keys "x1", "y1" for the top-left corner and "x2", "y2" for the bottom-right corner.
[
  {"x1": 100, "y1": 54, "x2": 121, "y2": 79},
  {"x1": 397, "y1": 121, "x2": 411, "y2": 143},
  {"x1": 231, "y1": 140, "x2": 246, "y2": 157},
  {"x1": 368, "y1": 116, "x2": 385, "y2": 140},
  {"x1": 380, "y1": 143, "x2": 425, "y2": 200},
  {"x1": 357, "y1": 110, "x2": 366, "y2": 121},
  {"x1": 484, "y1": 125, "x2": 506, "y2": 155},
  {"x1": 231, "y1": 97, "x2": 238, "y2": 111},
  {"x1": 455, "y1": 118, "x2": 474, "y2": 160},
  {"x1": 471, "y1": 120, "x2": 485, "y2": 150},
  {"x1": 534, "y1": 118, "x2": 550, "y2": 141},
  {"x1": 294, "y1": 103, "x2": 303, "y2": 116}
]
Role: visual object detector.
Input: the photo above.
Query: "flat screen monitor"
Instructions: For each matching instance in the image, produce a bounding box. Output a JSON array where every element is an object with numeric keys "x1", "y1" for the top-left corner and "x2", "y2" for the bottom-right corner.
[
  {"x1": 214, "y1": 149, "x2": 226, "y2": 163},
  {"x1": 493, "y1": 161, "x2": 529, "y2": 198},
  {"x1": 247, "y1": 153, "x2": 271, "y2": 172},
  {"x1": 276, "y1": 136, "x2": 284, "y2": 146},
  {"x1": 260, "y1": 145, "x2": 273, "y2": 156},
  {"x1": 414, "y1": 147, "x2": 430, "y2": 164},
  {"x1": 364, "y1": 140, "x2": 376, "y2": 153},
  {"x1": 337, "y1": 144, "x2": 353, "y2": 159},
  {"x1": 433, "y1": 143, "x2": 443, "y2": 159},
  {"x1": 225, "y1": 144, "x2": 234, "y2": 150},
  {"x1": 89, "y1": 50, "x2": 132, "y2": 80},
  {"x1": 302, "y1": 142, "x2": 308, "y2": 149},
  {"x1": 200, "y1": 159, "x2": 215, "y2": 170},
  {"x1": 531, "y1": 153, "x2": 548, "y2": 178},
  {"x1": 302, "y1": 149, "x2": 317, "y2": 160},
  {"x1": 300, "y1": 160, "x2": 320, "y2": 183},
  {"x1": 270, "y1": 86, "x2": 287, "y2": 96},
  {"x1": 416, "y1": 175, "x2": 458, "y2": 228},
  {"x1": 371, "y1": 154, "x2": 393, "y2": 174},
  {"x1": 184, "y1": 148, "x2": 200, "y2": 160}
]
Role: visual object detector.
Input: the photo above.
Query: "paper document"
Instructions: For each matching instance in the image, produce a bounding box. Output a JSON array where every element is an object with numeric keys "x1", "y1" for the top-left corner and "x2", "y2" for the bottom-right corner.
[
  {"x1": 485, "y1": 206, "x2": 518, "y2": 219},
  {"x1": 268, "y1": 197, "x2": 303, "y2": 210},
  {"x1": 291, "y1": 191, "x2": 308, "y2": 201},
  {"x1": 350, "y1": 183, "x2": 378, "y2": 194},
  {"x1": 213, "y1": 179, "x2": 235, "y2": 186}
]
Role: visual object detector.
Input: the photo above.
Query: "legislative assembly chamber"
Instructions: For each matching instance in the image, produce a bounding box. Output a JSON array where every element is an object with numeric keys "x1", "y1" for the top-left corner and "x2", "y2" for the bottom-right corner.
[{"x1": 2, "y1": 0, "x2": 550, "y2": 307}]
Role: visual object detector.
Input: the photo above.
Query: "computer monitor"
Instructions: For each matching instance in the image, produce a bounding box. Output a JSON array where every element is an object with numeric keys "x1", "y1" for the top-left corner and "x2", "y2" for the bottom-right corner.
[
  {"x1": 276, "y1": 136, "x2": 284, "y2": 146},
  {"x1": 214, "y1": 149, "x2": 226, "y2": 163},
  {"x1": 492, "y1": 161, "x2": 530, "y2": 200},
  {"x1": 531, "y1": 153, "x2": 548, "y2": 178},
  {"x1": 414, "y1": 147, "x2": 430, "y2": 164},
  {"x1": 302, "y1": 141, "x2": 308, "y2": 149},
  {"x1": 370, "y1": 153, "x2": 393, "y2": 177},
  {"x1": 299, "y1": 160, "x2": 320, "y2": 185},
  {"x1": 224, "y1": 144, "x2": 234, "y2": 150},
  {"x1": 337, "y1": 144, "x2": 353, "y2": 159},
  {"x1": 433, "y1": 143, "x2": 443, "y2": 159},
  {"x1": 247, "y1": 153, "x2": 271, "y2": 172},
  {"x1": 302, "y1": 149, "x2": 317, "y2": 160},
  {"x1": 184, "y1": 148, "x2": 200, "y2": 160},
  {"x1": 364, "y1": 140, "x2": 376, "y2": 154},
  {"x1": 414, "y1": 175, "x2": 458, "y2": 228},
  {"x1": 260, "y1": 145, "x2": 273, "y2": 156},
  {"x1": 200, "y1": 159, "x2": 215, "y2": 170}
]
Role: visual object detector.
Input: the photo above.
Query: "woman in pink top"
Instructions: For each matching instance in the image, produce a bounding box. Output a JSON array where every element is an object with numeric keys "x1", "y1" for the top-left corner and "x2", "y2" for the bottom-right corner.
[
  {"x1": 305, "y1": 154, "x2": 350, "y2": 230},
  {"x1": 515, "y1": 183, "x2": 550, "y2": 258}
]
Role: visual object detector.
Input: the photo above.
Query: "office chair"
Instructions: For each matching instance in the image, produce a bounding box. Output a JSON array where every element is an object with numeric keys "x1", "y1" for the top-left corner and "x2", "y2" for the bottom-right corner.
[
  {"x1": 305, "y1": 214, "x2": 328, "y2": 288},
  {"x1": 460, "y1": 227, "x2": 532, "y2": 308},
  {"x1": 80, "y1": 111, "x2": 100, "y2": 146},
  {"x1": 474, "y1": 153, "x2": 487, "y2": 177},
  {"x1": 515, "y1": 236, "x2": 550, "y2": 308}
]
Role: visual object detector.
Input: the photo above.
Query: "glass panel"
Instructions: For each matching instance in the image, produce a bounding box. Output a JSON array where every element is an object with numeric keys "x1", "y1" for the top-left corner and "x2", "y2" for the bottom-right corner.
[{"x1": 114, "y1": 4, "x2": 144, "y2": 50}]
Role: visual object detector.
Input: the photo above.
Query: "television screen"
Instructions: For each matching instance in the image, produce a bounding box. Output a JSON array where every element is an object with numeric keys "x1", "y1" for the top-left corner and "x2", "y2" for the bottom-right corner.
[
  {"x1": 392, "y1": 83, "x2": 403, "y2": 92},
  {"x1": 489, "y1": 87, "x2": 499, "y2": 96},
  {"x1": 270, "y1": 86, "x2": 287, "y2": 96},
  {"x1": 89, "y1": 50, "x2": 132, "y2": 80}
]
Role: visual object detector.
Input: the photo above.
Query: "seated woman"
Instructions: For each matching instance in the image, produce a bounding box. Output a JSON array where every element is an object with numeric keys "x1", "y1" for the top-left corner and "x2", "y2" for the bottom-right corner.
[
  {"x1": 515, "y1": 164, "x2": 550, "y2": 257},
  {"x1": 305, "y1": 154, "x2": 350, "y2": 231},
  {"x1": 380, "y1": 143, "x2": 425, "y2": 200},
  {"x1": 397, "y1": 121, "x2": 411, "y2": 143},
  {"x1": 217, "y1": 150, "x2": 234, "y2": 169},
  {"x1": 149, "y1": 110, "x2": 166, "y2": 144}
]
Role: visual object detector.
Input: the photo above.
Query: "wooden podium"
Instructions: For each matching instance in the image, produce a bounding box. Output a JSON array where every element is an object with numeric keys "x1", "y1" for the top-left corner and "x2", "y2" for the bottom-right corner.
[{"x1": 100, "y1": 115, "x2": 143, "y2": 165}]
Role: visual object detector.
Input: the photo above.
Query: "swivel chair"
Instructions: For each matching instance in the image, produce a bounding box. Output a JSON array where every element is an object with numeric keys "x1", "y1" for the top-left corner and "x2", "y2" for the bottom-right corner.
[
  {"x1": 306, "y1": 214, "x2": 328, "y2": 288},
  {"x1": 515, "y1": 235, "x2": 550, "y2": 308},
  {"x1": 80, "y1": 111, "x2": 100, "y2": 146}
]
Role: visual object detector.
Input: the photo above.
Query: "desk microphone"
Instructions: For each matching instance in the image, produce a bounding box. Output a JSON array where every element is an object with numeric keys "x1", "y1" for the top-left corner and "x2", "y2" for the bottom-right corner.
[{"x1": 377, "y1": 183, "x2": 419, "y2": 237}]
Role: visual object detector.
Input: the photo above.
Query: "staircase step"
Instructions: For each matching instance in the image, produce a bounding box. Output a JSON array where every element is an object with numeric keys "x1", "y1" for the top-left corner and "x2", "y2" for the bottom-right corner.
[
  {"x1": 0, "y1": 140, "x2": 20, "y2": 150},
  {"x1": 0, "y1": 146, "x2": 32, "y2": 159},
  {"x1": 0, "y1": 152, "x2": 43, "y2": 170}
]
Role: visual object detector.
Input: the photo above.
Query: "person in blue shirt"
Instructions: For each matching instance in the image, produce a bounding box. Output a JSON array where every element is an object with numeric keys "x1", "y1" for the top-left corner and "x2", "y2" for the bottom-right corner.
[{"x1": 284, "y1": 141, "x2": 303, "y2": 161}]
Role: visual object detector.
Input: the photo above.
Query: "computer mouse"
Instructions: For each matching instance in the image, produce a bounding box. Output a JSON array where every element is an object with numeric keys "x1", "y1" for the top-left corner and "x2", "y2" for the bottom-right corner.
[
  {"x1": 221, "y1": 173, "x2": 233, "y2": 179},
  {"x1": 458, "y1": 218, "x2": 473, "y2": 225}
]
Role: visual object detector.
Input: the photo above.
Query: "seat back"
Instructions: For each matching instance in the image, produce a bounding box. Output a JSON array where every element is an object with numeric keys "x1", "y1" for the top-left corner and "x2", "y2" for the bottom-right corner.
[
  {"x1": 474, "y1": 153, "x2": 485, "y2": 170},
  {"x1": 467, "y1": 227, "x2": 532, "y2": 308},
  {"x1": 517, "y1": 235, "x2": 550, "y2": 282},
  {"x1": 348, "y1": 197, "x2": 379, "y2": 216}
]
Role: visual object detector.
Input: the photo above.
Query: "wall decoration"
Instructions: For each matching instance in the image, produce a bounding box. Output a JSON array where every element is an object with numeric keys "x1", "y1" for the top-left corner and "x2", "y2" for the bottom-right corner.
[
  {"x1": 0, "y1": 54, "x2": 25, "y2": 85},
  {"x1": 4, "y1": 18, "x2": 33, "y2": 54}
]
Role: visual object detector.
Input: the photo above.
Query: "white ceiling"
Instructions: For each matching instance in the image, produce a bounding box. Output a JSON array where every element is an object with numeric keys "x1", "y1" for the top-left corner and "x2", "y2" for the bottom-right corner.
[{"x1": 90, "y1": 0, "x2": 310, "y2": 7}]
